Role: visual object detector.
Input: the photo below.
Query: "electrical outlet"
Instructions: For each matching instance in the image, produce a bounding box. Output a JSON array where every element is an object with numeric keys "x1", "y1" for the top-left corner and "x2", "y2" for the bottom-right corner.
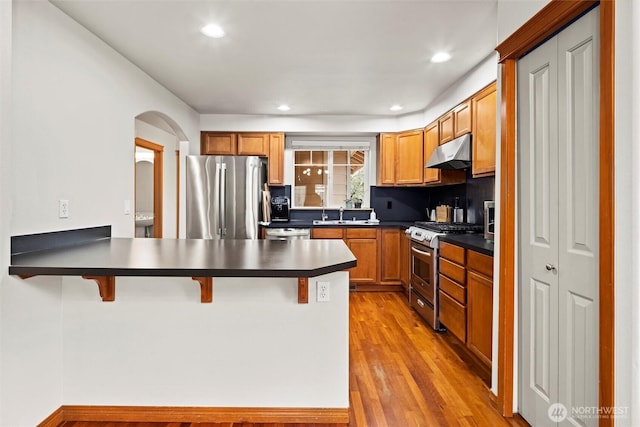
[
  {"x1": 317, "y1": 281, "x2": 330, "y2": 302},
  {"x1": 58, "y1": 199, "x2": 70, "y2": 218}
]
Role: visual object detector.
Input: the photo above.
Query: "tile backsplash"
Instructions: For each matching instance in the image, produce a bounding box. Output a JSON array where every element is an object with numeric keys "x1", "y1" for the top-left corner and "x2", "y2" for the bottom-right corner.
[{"x1": 271, "y1": 171, "x2": 494, "y2": 224}]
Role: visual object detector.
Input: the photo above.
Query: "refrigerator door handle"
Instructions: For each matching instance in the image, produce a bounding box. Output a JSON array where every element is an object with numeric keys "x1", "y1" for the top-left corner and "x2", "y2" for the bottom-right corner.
[{"x1": 220, "y1": 162, "x2": 227, "y2": 236}]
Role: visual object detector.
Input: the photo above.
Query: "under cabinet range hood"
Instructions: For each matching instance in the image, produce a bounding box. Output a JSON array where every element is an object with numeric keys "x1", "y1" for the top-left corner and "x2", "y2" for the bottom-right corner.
[{"x1": 425, "y1": 133, "x2": 471, "y2": 170}]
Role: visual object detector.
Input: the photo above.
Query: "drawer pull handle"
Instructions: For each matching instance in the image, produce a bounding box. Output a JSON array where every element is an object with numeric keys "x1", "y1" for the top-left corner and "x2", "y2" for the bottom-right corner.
[{"x1": 417, "y1": 299, "x2": 425, "y2": 308}]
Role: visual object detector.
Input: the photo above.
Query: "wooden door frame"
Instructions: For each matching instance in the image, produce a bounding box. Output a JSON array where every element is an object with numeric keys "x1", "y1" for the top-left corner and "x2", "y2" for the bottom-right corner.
[
  {"x1": 494, "y1": 1, "x2": 615, "y2": 424},
  {"x1": 135, "y1": 137, "x2": 164, "y2": 238}
]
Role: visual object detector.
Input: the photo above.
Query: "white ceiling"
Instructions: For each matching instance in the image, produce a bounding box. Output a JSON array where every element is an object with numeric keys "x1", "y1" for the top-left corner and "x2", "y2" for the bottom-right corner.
[{"x1": 51, "y1": 0, "x2": 499, "y2": 117}]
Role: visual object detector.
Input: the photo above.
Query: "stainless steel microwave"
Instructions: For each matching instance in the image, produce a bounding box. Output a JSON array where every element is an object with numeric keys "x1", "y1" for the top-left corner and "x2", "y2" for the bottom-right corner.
[{"x1": 484, "y1": 201, "x2": 495, "y2": 240}]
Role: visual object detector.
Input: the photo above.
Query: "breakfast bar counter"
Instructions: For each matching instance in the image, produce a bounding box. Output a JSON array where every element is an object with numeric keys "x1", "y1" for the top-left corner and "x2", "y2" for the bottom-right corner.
[{"x1": 9, "y1": 225, "x2": 357, "y2": 302}]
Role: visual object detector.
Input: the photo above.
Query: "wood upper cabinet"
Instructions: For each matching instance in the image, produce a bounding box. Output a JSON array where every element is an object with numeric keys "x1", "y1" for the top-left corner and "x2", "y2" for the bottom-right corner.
[
  {"x1": 395, "y1": 130, "x2": 424, "y2": 184},
  {"x1": 423, "y1": 122, "x2": 466, "y2": 186},
  {"x1": 471, "y1": 82, "x2": 497, "y2": 177},
  {"x1": 237, "y1": 133, "x2": 269, "y2": 156},
  {"x1": 201, "y1": 132, "x2": 236, "y2": 155},
  {"x1": 423, "y1": 122, "x2": 440, "y2": 184},
  {"x1": 439, "y1": 112, "x2": 455, "y2": 145},
  {"x1": 268, "y1": 133, "x2": 285, "y2": 186},
  {"x1": 466, "y1": 250, "x2": 494, "y2": 367},
  {"x1": 453, "y1": 99, "x2": 472, "y2": 137},
  {"x1": 378, "y1": 133, "x2": 396, "y2": 185},
  {"x1": 379, "y1": 228, "x2": 401, "y2": 284}
]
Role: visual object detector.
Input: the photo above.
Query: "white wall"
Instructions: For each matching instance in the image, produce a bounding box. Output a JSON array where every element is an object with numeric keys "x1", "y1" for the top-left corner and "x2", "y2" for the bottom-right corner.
[
  {"x1": 0, "y1": 0, "x2": 10, "y2": 420},
  {"x1": 614, "y1": 1, "x2": 639, "y2": 424},
  {"x1": 497, "y1": 0, "x2": 551, "y2": 45},
  {"x1": 61, "y1": 272, "x2": 349, "y2": 408},
  {"x1": 3, "y1": 1, "x2": 199, "y2": 424}
]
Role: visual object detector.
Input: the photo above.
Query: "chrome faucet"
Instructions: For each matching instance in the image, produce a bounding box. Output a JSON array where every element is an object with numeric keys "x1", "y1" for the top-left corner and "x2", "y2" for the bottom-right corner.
[
  {"x1": 321, "y1": 207, "x2": 328, "y2": 221},
  {"x1": 339, "y1": 206, "x2": 344, "y2": 221}
]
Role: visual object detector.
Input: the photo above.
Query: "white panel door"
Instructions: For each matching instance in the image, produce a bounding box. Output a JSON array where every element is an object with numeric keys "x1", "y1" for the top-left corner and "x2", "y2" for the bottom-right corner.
[
  {"x1": 518, "y1": 7, "x2": 599, "y2": 427},
  {"x1": 518, "y1": 34, "x2": 560, "y2": 426},
  {"x1": 557, "y1": 9, "x2": 599, "y2": 427}
]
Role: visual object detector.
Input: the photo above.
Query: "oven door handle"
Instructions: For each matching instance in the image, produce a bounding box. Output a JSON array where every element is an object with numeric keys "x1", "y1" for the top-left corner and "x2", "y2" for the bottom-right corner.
[{"x1": 411, "y1": 246, "x2": 432, "y2": 257}]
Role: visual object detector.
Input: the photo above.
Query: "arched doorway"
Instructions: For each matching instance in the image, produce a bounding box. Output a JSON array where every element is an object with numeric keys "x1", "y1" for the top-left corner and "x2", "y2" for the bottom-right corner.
[{"x1": 134, "y1": 111, "x2": 189, "y2": 238}]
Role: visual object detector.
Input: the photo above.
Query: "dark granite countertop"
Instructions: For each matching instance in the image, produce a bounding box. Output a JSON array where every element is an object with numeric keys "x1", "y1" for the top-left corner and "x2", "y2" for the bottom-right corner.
[
  {"x1": 261, "y1": 220, "x2": 414, "y2": 229},
  {"x1": 9, "y1": 228, "x2": 357, "y2": 278},
  {"x1": 439, "y1": 234, "x2": 494, "y2": 256}
]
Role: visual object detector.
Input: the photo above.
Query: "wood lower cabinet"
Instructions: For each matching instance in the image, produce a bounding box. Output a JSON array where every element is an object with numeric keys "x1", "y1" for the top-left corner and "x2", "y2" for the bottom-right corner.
[
  {"x1": 400, "y1": 231, "x2": 411, "y2": 294},
  {"x1": 466, "y1": 250, "x2": 494, "y2": 366},
  {"x1": 438, "y1": 242, "x2": 467, "y2": 342},
  {"x1": 438, "y1": 241, "x2": 494, "y2": 368},
  {"x1": 379, "y1": 228, "x2": 401, "y2": 284},
  {"x1": 471, "y1": 82, "x2": 497, "y2": 177},
  {"x1": 311, "y1": 227, "x2": 410, "y2": 286},
  {"x1": 268, "y1": 133, "x2": 285, "y2": 185}
]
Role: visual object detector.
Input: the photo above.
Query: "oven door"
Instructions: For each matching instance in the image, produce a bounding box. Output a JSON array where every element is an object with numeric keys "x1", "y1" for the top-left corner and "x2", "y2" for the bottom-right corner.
[{"x1": 410, "y1": 241, "x2": 438, "y2": 329}]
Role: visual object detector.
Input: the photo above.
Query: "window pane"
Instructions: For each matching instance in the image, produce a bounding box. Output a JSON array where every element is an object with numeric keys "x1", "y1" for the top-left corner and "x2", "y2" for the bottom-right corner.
[
  {"x1": 350, "y1": 150, "x2": 365, "y2": 165},
  {"x1": 332, "y1": 164, "x2": 348, "y2": 206},
  {"x1": 294, "y1": 165, "x2": 326, "y2": 207},
  {"x1": 295, "y1": 151, "x2": 311, "y2": 164},
  {"x1": 311, "y1": 151, "x2": 327, "y2": 165},
  {"x1": 333, "y1": 150, "x2": 348, "y2": 164}
]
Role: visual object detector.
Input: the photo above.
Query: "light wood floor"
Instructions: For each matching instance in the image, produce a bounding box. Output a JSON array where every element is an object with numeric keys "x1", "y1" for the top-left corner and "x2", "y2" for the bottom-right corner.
[{"x1": 61, "y1": 292, "x2": 528, "y2": 427}]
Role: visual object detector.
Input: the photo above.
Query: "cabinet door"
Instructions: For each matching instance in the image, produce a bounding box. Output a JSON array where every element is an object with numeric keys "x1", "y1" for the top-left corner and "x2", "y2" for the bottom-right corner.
[
  {"x1": 379, "y1": 228, "x2": 401, "y2": 283},
  {"x1": 378, "y1": 133, "x2": 396, "y2": 185},
  {"x1": 454, "y1": 100, "x2": 472, "y2": 137},
  {"x1": 423, "y1": 122, "x2": 441, "y2": 184},
  {"x1": 400, "y1": 232, "x2": 411, "y2": 293},
  {"x1": 311, "y1": 228, "x2": 344, "y2": 239},
  {"x1": 471, "y1": 82, "x2": 497, "y2": 177},
  {"x1": 439, "y1": 290, "x2": 466, "y2": 342},
  {"x1": 237, "y1": 133, "x2": 269, "y2": 156},
  {"x1": 439, "y1": 112, "x2": 455, "y2": 144},
  {"x1": 201, "y1": 132, "x2": 236, "y2": 155},
  {"x1": 347, "y1": 238, "x2": 378, "y2": 283},
  {"x1": 467, "y1": 270, "x2": 493, "y2": 367},
  {"x1": 268, "y1": 133, "x2": 285, "y2": 185},
  {"x1": 395, "y1": 130, "x2": 423, "y2": 184}
]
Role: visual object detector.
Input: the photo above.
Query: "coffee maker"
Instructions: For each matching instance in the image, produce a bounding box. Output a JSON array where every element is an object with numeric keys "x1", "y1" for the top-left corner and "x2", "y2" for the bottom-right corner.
[{"x1": 270, "y1": 196, "x2": 290, "y2": 222}]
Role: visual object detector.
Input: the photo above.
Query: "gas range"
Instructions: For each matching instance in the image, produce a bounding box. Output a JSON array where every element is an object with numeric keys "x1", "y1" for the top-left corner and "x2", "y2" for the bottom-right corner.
[{"x1": 406, "y1": 221, "x2": 483, "y2": 248}]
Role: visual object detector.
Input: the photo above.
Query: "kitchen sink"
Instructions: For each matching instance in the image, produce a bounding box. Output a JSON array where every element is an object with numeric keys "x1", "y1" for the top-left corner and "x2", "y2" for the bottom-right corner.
[{"x1": 312, "y1": 219, "x2": 379, "y2": 226}]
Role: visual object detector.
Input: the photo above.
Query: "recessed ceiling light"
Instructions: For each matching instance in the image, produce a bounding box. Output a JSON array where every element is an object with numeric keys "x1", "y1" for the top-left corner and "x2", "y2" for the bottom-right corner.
[
  {"x1": 277, "y1": 104, "x2": 291, "y2": 112},
  {"x1": 430, "y1": 52, "x2": 451, "y2": 63},
  {"x1": 390, "y1": 105, "x2": 403, "y2": 112},
  {"x1": 201, "y1": 24, "x2": 225, "y2": 38}
]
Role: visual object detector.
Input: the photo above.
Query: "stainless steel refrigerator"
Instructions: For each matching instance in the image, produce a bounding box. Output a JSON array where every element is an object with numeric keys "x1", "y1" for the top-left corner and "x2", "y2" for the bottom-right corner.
[{"x1": 186, "y1": 155, "x2": 267, "y2": 239}]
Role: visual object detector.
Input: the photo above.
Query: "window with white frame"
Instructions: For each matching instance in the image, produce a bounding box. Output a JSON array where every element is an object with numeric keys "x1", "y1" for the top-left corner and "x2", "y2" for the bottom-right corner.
[{"x1": 289, "y1": 139, "x2": 371, "y2": 209}]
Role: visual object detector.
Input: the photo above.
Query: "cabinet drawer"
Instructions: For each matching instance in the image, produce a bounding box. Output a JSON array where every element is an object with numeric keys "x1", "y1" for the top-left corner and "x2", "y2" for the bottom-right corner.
[
  {"x1": 467, "y1": 250, "x2": 493, "y2": 278},
  {"x1": 311, "y1": 228, "x2": 344, "y2": 239},
  {"x1": 439, "y1": 290, "x2": 466, "y2": 342},
  {"x1": 440, "y1": 242, "x2": 465, "y2": 265},
  {"x1": 411, "y1": 290, "x2": 434, "y2": 325},
  {"x1": 439, "y1": 258, "x2": 466, "y2": 284},
  {"x1": 345, "y1": 228, "x2": 377, "y2": 239},
  {"x1": 439, "y1": 274, "x2": 466, "y2": 304}
]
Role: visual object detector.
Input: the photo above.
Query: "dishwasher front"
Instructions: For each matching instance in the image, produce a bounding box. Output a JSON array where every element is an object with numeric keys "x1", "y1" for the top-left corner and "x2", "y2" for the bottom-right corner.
[{"x1": 264, "y1": 228, "x2": 311, "y2": 240}]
